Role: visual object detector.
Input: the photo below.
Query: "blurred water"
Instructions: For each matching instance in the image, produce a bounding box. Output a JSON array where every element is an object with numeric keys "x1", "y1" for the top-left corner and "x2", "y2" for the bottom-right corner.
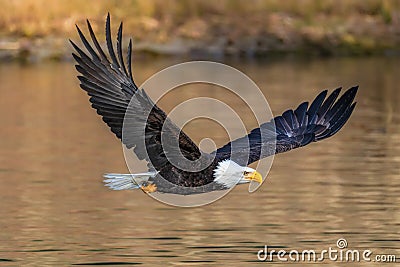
[{"x1": 0, "y1": 57, "x2": 399, "y2": 265}]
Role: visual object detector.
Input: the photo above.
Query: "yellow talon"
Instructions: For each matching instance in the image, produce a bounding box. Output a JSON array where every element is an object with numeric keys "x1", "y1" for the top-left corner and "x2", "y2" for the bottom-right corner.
[{"x1": 141, "y1": 183, "x2": 157, "y2": 193}]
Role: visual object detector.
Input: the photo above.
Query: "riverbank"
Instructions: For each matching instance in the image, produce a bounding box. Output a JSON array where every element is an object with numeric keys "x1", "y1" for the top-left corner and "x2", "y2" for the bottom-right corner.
[{"x1": 0, "y1": 0, "x2": 399, "y2": 61}]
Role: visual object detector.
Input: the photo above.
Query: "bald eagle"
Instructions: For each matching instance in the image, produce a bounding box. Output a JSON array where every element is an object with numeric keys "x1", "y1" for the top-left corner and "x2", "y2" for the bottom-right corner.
[{"x1": 71, "y1": 14, "x2": 358, "y2": 195}]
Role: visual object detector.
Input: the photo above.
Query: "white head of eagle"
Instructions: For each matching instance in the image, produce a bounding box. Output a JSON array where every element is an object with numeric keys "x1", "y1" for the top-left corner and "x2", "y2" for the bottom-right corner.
[{"x1": 213, "y1": 160, "x2": 263, "y2": 188}]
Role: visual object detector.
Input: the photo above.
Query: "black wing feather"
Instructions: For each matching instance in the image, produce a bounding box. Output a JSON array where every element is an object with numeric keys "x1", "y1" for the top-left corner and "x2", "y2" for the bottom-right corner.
[
  {"x1": 75, "y1": 25, "x2": 100, "y2": 62},
  {"x1": 87, "y1": 19, "x2": 109, "y2": 63},
  {"x1": 72, "y1": 15, "x2": 201, "y2": 171},
  {"x1": 213, "y1": 87, "x2": 358, "y2": 165},
  {"x1": 307, "y1": 90, "x2": 327, "y2": 123},
  {"x1": 317, "y1": 87, "x2": 341, "y2": 123},
  {"x1": 127, "y1": 39, "x2": 135, "y2": 84},
  {"x1": 105, "y1": 13, "x2": 120, "y2": 70},
  {"x1": 282, "y1": 110, "x2": 296, "y2": 129},
  {"x1": 294, "y1": 102, "x2": 308, "y2": 127},
  {"x1": 117, "y1": 22, "x2": 128, "y2": 77}
]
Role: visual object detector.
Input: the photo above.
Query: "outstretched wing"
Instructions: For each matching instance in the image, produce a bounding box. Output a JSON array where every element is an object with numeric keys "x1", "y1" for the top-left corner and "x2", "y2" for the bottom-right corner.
[
  {"x1": 213, "y1": 86, "x2": 358, "y2": 165},
  {"x1": 71, "y1": 14, "x2": 201, "y2": 170}
]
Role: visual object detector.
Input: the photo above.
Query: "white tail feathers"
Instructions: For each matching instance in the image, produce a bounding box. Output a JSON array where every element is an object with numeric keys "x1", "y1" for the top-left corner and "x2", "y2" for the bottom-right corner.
[{"x1": 103, "y1": 172, "x2": 156, "y2": 190}]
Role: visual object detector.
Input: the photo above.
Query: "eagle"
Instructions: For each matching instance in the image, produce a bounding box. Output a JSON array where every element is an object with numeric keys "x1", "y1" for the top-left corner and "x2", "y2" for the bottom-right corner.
[{"x1": 71, "y1": 14, "x2": 358, "y2": 195}]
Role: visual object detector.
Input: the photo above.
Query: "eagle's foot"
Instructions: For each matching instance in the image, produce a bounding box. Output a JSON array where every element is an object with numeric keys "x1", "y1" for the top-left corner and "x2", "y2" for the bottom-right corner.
[{"x1": 141, "y1": 183, "x2": 157, "y2": 193}]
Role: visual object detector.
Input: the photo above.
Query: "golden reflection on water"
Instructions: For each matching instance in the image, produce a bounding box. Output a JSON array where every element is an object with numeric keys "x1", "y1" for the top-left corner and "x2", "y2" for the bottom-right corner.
[{"x1": 0, "y1": 57, "x2": 399, "y2": 265}]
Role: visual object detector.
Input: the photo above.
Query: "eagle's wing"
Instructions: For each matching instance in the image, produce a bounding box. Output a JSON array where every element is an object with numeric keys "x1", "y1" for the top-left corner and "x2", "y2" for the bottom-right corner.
[
  {"x1": 213, "y1": 87, "x2": 358, "y2": 165},
  {"x1": 71, "y1": 14, "x2": 201, "y2": 170}
]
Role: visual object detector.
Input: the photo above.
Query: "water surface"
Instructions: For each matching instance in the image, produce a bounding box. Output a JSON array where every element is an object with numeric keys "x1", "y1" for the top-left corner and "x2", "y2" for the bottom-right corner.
[{"x1": 0, "y1": 57, "x2": 399, "y2": 265}]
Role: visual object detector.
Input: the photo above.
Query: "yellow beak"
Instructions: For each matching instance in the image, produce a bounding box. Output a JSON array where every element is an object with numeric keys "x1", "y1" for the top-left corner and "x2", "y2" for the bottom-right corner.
[{"x1": 244, "y1": 171, "x2": 263, "y2": 184}]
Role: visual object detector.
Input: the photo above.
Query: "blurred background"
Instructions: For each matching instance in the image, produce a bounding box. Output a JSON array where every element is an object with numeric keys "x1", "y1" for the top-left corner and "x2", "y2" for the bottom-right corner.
[
  {"x1": 0, "y1": 0, "x2": 399, "y2": 60},
  {"x1": 0, "y1": 0, "x2": 400, "y2": 266}
]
